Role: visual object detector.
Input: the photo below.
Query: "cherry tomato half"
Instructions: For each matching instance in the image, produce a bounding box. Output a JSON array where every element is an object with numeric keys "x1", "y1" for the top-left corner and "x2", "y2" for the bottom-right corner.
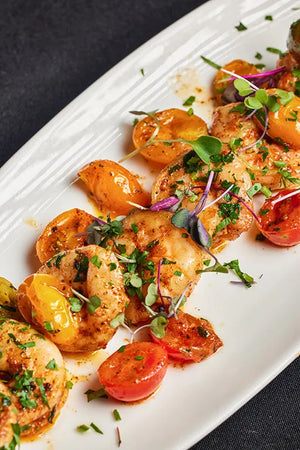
[
  {"x1": 36, "y1": 208, "x2": 94, "y2": 264},
  {"x1": 133, "y1": 108, "x2": 208, "y2": 167},
  {"x1": 151, "y1": 311, "x2": 223, "y2": 363},
  {"x1": 97, "y1": 342, "x2": 168, "y2": 402},
  {"x1": 257, "y1": 189, "x2": 300, "y2": 247},
  {"x1": 78, "y1": 160, "x2": 150, "y2": 215}
]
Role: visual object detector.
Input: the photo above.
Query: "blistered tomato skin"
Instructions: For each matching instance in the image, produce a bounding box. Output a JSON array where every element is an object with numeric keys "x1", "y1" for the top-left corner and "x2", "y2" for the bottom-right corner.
[
  {"x1": 258, "y1": 189, "x2": 300, "y2": 247},
  {"x1": 97, "y1": 342, "x2": 168, "y2": 402},
  {"x1": 78, "y1": 160, "x2": 150, "y2": 215}
]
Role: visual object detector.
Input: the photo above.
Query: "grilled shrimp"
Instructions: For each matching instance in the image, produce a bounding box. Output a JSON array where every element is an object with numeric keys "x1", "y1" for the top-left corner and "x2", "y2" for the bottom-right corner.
[
  {"x1": 116, "y1": 210, "x2": 206, "y2": 323},
  {"x1": 152, "y1": 147, "x2": 253, "y2": 250},
  {"x1": 210, "y1": 103, "x2": 300, "y2": 189},
  {"x1": 0, "y1": 382, "x2": 17, "y2": 447},
  {"x1": 0, "y1": 319, "x2": 67, "y2": 443},
  {"x1": 18, "y1": 245, "x2": 128, "y2": 352}
]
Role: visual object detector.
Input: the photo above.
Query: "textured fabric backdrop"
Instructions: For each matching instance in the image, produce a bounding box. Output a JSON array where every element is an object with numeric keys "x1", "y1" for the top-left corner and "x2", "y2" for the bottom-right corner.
[{"x1": 0, "y1": 1, "x2": 298, "y2": 449}]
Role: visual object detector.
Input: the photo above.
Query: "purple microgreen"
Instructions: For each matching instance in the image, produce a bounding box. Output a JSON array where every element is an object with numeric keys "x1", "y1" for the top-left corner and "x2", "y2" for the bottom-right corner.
[
  {"x1": 216, "y1": 187, "x2": 260, "y2": 223},
  {"x1": 230, "y1": 281, "x2": 256, "y2": 285},
  {"x1": 193, "y1": 170, "x2": 215, "y2": 215},
  {"x1": 271, "y1": 188, "x2": 300, "y2": 205},
  {"x1": 93, "y1": 216, "x2": 107, "y2": 226},
  {"x1": 150, "y1": 196, "x2": 180, "y2": 212},
  {"x1": 221, "y1": 66, "x2": 285, "y2": 83}
]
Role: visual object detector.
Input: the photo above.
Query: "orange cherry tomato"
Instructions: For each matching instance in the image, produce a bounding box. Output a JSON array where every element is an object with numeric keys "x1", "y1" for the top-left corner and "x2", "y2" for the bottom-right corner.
[
  {"x1": 214, "y1": 59, "x2": 259, "y2": 105},
  {"x1": 151, "y1": 311, "x2": 223, "y2": 363},
  {"x1": 97, "y1": 342, "x2": 168, "y2": 402},
  {"x1": 36, "y1": 208, "x2": 94, "y2": 264},
  {"x1": 78, "y1": 160, "x2": 150, "y2": 215},
  {"x1": 257, "y1": 189, "x2": 300, "y2": 247},
  {"x1": 132, "y1": 108, "x2": 208, "y2": 167},
  {"x1": 261, "y1": 89, "x2": 300, "y2": 148}
]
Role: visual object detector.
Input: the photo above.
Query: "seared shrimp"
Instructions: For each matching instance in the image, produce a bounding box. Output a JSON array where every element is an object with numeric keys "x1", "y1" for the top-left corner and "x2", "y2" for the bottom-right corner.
[
  {"x1": 116, "y1": 210, "x2": 206, "y2": 323},
  {"x1": 0, "y1": 382, "x2": 17, "y2": 447},
  {"x1": 210, "y1": 103, "x2": 300, "y2": 189},
  {"x1": 18, "y1": 245, "x2": 128, "y2": 352},
  {"x1": 152, "y1": 147, "x2": 253, "y2": 250},
  {"x1": 0, "y1": 319, "x2": 67, "y2": 442}
]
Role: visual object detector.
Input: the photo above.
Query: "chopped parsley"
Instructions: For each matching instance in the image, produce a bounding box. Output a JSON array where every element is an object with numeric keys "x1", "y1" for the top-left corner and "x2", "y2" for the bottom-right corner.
[
  {"x1": 235, "y1": 22, "x2": 247, "y2": 31},
  {"x1": 183, "y1": 95, "x2": 196, "y2": 106}
]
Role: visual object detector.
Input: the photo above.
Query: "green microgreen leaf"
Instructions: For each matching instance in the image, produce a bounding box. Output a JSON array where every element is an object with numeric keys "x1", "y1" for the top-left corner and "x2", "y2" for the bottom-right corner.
[
  {"x1": 150, "y1": 316, "x2": 168, "y2": 338},
  {"x1": 110, "y1": 313, "x2": 126, "y2": 329},
  {"x1": 86, "y1": 295, "x2": 101, "y2": 315},
  {"x1": 90, "y1": 422, "x2": 104, "y2": 434},
  {"x1": 68, "y1": 297, "x2": 83, "y2": 312},
  {"x1": 145, "y1": 283, "x2": 158, "y2": 306}
]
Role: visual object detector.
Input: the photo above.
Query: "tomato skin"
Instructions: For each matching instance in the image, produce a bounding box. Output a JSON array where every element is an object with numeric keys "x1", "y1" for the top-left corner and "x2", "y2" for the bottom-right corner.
[
  {"x1": 265, "y1": 90, "x2": 300, "y2": 148},
  {"x1": 258, "y1": 189, "x2": 300, "y2": 247},
  {"x1": 97, "y1": 342, "x2": 168, "y2": 402},
  {"x1": 78, "y1": 160, "x2": 150, "y2": 215},
  {"x1": 151, "y1": 311, "x2": 223, "y2": 363},
  {"x1": 36, "y1": 208, "x2": 94, "y2": 264},
  {"x1": 133, "y1": 108, "x2": 208, "y2": 167}
]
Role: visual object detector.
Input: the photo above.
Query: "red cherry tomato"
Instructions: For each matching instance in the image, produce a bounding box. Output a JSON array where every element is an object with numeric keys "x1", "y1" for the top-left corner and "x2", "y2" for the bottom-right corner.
[
  {"x1": 151, "y1": 311, "x2": 223, "y2": 363},
  {"x1": 257, "y1": 189, "x2": 300, "y2": 246},
  {"x1": 97, "y1": 342, "x2": 168, "y2": 402}
]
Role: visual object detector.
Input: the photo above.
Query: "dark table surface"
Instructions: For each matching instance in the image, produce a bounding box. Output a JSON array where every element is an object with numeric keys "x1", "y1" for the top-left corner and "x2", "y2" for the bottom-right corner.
[{"x1": 0, "y1": 1, "x2": 299, "y2": 449}]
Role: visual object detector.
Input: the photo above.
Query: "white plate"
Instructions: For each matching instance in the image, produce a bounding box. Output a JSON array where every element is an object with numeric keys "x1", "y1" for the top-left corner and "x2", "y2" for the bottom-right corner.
[{"x1": 0, "y1": 0, "x2": 299, "y2": 449}]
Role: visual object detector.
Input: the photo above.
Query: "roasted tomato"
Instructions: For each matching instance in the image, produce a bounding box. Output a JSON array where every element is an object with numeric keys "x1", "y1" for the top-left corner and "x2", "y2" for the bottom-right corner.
[
  {"x1": 97, "y1": 342, "x2": 168, "y2": 402},
  {"x1": 214, "y1": 59, "x2": 259, "y2": 105},
  {"x1": 151, "y1": 311, "x2": 223, "y2": 363},
  {"x1": 36, "y1": 208, "x2": 94, "y2": 264},
  {"x1": 132, "y1": 108, "x2": 208, "y2": 167},
  {"x1": 257, "y1": 189, "x2": 300, "y2": 246},
  {"x1": 78, "y1": 160, "x2": 150, "y2": 215},
  {"x1": 259, "y1": 89, "x2": 300, "y2": 148}
]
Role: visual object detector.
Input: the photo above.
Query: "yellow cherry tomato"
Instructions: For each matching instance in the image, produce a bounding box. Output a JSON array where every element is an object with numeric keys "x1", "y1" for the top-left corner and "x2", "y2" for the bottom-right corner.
[
  {"x1": 78, "y1": 160, "x2": 150, "y2": 215},
  {"x1": 132, "y1": 108, "x2": 208, "y2": 167},
  {"x1": 214, "y1": 59, "x2": 259, "y2": 105},
  {"x1": 36, "y1": 208, "x2": 94, "y2": 264},
  {"x1": 18, "y1": 273, "x2": 77, "y2": 345}
]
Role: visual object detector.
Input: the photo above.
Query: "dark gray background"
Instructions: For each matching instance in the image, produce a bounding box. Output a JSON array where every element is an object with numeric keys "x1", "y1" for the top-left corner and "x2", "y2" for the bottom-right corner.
[{"x1": 0, "y1": 1, "x2": 299, "y2": 449}]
